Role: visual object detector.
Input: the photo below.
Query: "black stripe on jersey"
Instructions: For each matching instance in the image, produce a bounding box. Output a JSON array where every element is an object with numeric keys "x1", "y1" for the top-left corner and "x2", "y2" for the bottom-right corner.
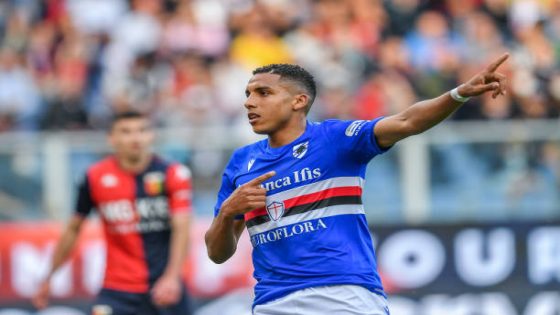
[{"x1": 246, "y1": 195, "x2": 362, "y2": 228}]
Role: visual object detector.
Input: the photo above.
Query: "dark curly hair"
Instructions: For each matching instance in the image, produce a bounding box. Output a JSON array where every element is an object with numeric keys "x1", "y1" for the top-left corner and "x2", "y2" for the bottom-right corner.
[{"x1": 253, "y1": 64, "x2": 317, "y2": 112}]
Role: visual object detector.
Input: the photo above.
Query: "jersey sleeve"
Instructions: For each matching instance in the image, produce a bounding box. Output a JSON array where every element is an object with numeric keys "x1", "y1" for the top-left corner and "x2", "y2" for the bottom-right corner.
[
  {"x1": 324, "y1": 117, "x2": 390, "y2": 162},
  {"x1": 166, "y1": 164, "x2": 193, "y2": 215},
  {"x1": 75, "y1": 175, "x2": 94, "y2": 217},
  {"x1": 214, "y1": 155, "x2": 244, "y2": 220}
]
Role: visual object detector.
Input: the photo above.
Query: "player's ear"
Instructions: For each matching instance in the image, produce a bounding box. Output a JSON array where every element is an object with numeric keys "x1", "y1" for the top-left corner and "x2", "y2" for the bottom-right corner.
[
  {"x1": 107, "y1": 130, "x2": 117, "y2": 149},
  {"x1": 145, "y1": 127, "x2": 155, "y2": 143},
  {"x1": 107, "y1": 134, "x2": 115, "y2": 148},
  {"x1": 292, "y1": 94, "x2": 308, "y2": 112}
]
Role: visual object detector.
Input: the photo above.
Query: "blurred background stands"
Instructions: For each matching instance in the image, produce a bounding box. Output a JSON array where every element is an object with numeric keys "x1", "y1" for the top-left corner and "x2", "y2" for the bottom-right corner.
[{"x1": 0, "y1": 0, "x2": 559, "y2": 224}]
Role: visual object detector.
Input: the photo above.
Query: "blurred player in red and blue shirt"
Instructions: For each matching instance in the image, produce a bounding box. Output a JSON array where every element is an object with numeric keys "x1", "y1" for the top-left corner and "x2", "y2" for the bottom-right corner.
[
  {"x1": 206, "y1": 55, "x2": 508, "y2": 314},
  {"x1": 33, "y1": 111, "x2": 193, "y2": 315}
]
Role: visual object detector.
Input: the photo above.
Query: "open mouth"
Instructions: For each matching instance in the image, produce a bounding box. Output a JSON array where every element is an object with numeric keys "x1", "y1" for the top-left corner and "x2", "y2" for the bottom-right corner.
[{"x1": 248, "y1": 113, "x2": 260, "y2": 124}]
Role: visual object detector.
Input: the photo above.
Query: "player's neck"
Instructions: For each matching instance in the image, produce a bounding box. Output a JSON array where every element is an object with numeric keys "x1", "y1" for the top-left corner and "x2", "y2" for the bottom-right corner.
[
  {"x1": 268, "y1": 118, "x2": 306, "y2": 148},
  {"x1": 116, "y1": 153, "x2": 152, "y2": 174}
]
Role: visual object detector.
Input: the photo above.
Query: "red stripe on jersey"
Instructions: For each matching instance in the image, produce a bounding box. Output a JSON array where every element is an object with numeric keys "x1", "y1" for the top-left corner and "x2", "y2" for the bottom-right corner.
[{"x1": 244, "y1": 186, "x2": 362, "y2": 221}]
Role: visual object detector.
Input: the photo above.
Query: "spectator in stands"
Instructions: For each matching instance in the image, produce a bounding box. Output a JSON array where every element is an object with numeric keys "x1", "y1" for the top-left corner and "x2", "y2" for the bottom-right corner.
[
  {"x1": 0, "y1": 0, "x2": 558, "y2": 131},
  {"x1": 0, "y1": 47, "x2": 40, "y2": 131},
  {"x1": 229, "y1": 4, "x2": 293, "y2": 70},
  {"x1": 161, "y1": 0, "x2": 229, "y2": 57}
]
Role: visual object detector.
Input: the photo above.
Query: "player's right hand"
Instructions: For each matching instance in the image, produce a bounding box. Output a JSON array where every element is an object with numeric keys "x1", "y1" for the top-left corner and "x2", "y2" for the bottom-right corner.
[
  {"x1": 32, "y1": 280, "x2": 50, "y2": 309},
  {"x1": 220, "y1": 171, "x2": 276, "y2": 217}
]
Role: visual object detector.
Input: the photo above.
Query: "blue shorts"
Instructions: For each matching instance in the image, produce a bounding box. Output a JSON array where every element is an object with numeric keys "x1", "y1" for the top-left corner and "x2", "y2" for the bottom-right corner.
[{"x1": 91, "y1": 286, "x2": 191, "y2": 315}]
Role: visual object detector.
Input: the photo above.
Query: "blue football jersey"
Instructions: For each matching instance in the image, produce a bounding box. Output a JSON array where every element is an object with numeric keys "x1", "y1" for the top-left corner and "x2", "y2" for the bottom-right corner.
[{"x1": 214, "y1": 118, "x2": 389, "y2": 307}]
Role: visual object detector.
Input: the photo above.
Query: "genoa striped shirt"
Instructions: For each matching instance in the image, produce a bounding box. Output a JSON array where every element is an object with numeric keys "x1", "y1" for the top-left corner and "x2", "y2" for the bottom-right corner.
[
  {"x1": 214, "y1": 118, "x2": 389, "y2": 307},
  {"x1": 76, "y1": 156, "x2": 192, "y2": 293}
]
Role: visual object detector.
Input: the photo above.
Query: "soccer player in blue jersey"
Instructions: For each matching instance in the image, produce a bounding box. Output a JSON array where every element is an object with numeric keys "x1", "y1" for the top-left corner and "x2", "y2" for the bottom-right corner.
[{"x1": 205, "y1": 54, "x2": 509, "y2": 314}]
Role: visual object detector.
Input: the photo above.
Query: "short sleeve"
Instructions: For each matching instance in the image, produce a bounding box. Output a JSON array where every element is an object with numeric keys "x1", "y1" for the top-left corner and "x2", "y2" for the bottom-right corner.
[
  {"x1": 214, "y1": 158, "x2": 244, "y2": 220},
  {"x1": 166, "y1": 164, "x2": 193, "y2": 215},
  {"x1": 75, "y1": 176, "x2": 94, "y2": 217},
  {"x1": 324, "y1": 117, "x2": 390, "y2": 162}
]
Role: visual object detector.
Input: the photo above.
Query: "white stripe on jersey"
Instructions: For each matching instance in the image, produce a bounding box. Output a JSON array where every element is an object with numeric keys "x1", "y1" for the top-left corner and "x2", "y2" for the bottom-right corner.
[
  {"x1": 248, "y1": 204, "x2": 366, "y2": 235},
  {"x1": 265, "y1": 176, "x2": 365, "y2": 202}
]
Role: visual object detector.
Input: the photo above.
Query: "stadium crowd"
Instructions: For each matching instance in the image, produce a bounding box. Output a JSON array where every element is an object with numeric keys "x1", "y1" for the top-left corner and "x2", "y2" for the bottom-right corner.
[
  {"x1": 0, "y1": 0, "x2": 559, "y2": 222},
  {"x1": 0, "y1": 0, "x2": 559, "y2": 133}
]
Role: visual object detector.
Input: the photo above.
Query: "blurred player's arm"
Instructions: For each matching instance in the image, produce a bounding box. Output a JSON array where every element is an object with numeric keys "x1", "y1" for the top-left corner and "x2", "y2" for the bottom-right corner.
[
  {"x1": 152, "y1": 165, "x2": 193, "y2": 307},
  {"x1": 205, "y1": 171, "x2": 275, "y2": 264},
  {"x1": 374, "y1": 53, "x2": 509, "y2": 148},
  {"x1": 32, "y1": 215, "x2": 86, "y2": 308},
  {"x1": 43, "y1": 215, "x2": 86, "y2": 280},
  {"x1": 163, "y1": 213, "x2": 191, "y2": 279},
  {"x1": 32, "y1": 175, "x2": 93, "y2": 309},
  {"x1": 152, "y1": 212, "x2": 191, "y2": 307}
]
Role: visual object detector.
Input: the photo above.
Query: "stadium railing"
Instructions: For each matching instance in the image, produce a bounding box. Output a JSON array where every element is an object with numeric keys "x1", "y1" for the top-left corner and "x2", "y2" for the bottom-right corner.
[{"x1": 0, "y1": 119, "x2": 558, "y2": 223}]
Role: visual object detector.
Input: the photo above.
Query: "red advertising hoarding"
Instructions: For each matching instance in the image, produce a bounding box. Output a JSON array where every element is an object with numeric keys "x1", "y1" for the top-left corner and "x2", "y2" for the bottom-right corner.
[{"x1": 0, "y1": 219, "x2": 255, "y2": 302}]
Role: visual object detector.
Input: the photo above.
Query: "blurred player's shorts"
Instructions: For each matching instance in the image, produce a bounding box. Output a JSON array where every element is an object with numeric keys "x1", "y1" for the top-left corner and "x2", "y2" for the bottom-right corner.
[
  {"x1": 92, "y1": 304, "x2": 112, "y2": 315},
  {"x1": 91, "y1": 287, "x2": 191, "y2": 315},
  {"x1": 253, "y1": 285, "x2": 389, "y2": 315}
]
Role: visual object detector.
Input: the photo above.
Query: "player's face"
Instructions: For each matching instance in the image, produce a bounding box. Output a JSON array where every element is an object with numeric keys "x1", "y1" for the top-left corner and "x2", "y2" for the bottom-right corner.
[
  {"x1": 109, "y1": 118, "x2": 154, "y2": 161},
  {"x1": 244, "y1": 73, "x2": 301, "y2": 135}
]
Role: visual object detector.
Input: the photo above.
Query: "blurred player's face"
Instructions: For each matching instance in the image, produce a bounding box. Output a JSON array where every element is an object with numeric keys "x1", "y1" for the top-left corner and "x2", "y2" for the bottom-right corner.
[
  {"x1": 244, "y1": 73, "x2": 307, "y2": 135},
  {"x1": 109, "y1": 118, "x2": 154, "y2": 162}
]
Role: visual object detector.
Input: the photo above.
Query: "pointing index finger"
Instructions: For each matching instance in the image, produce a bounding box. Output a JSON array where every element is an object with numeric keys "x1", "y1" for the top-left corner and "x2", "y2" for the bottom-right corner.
[
  {"x1": 486, "y1": 53, "x2": 509, "y2": 73},
  {"x1": 247, "y1": 171, "x2": 276, "y2": 186}
]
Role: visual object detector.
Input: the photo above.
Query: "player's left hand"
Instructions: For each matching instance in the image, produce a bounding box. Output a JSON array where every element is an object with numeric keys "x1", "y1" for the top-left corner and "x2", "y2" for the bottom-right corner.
[
  {"x1": 458, "y1": 53, "x2": 509, "y2": 99},
  {"x1": 151, "y1": 274, "x2": 181, "y2": 307}
]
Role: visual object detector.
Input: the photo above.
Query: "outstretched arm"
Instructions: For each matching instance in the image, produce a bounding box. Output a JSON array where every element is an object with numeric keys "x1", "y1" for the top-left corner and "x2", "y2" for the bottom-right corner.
[{"x1": 374, "y1": 53, "x2": 509, "y2": 148}]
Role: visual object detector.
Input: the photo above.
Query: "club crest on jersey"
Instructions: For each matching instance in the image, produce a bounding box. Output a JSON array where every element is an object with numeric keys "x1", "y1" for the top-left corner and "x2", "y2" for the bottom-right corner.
[
  {"x1": 144, "y1": 172, "x2": 164, "y2": 196},
  {"x1": 266, "y1": 201, "x2": 285, "y2": 221},
  {"x1": 292, "y1": 141, "x2": 309, "y2": 159}
]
